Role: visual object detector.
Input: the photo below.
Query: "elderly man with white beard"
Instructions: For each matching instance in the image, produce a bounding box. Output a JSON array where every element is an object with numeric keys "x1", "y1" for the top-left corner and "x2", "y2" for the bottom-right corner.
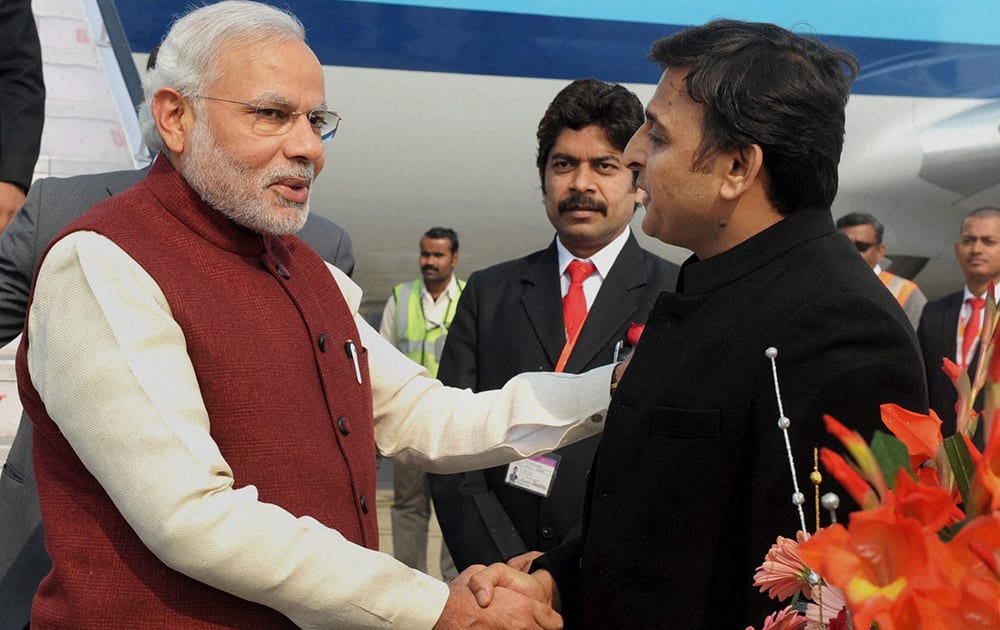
[{"x1": 15, "y1": 2, "x2": 622, "y2": 628}]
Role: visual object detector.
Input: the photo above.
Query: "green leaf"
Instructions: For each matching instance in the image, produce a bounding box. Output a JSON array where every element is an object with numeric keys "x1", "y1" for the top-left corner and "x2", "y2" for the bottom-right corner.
[
  {"x1": 943, "y1": 434, "x2": 976, "y2": 509},
  {"x1": 870, "y1": 430, "x2": 913, "y2": 489}
]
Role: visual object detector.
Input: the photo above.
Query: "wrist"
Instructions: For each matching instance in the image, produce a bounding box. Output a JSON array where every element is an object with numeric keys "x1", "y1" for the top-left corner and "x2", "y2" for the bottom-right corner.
[
  {"x1": 529, "y1": 568, "x2": 560, "y2": 612},
  {"x1": 610, "y1": 361, "x2": 622, "y2": 394}
]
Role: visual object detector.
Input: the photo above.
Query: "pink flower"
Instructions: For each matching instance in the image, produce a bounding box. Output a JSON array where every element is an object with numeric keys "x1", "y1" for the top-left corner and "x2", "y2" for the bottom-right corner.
[
  {"x1": 806, "y1": 584, "x2": 847, "y2": 630},
  {"x1": 754, "y1": 531, "x2": 814, "y2": 601},
  {"x1": 746, "y1": 606, "x2": 808, "y2": 630},
  {"x1": 626, "y1": 321, "x2": 645, "y2": 346}
]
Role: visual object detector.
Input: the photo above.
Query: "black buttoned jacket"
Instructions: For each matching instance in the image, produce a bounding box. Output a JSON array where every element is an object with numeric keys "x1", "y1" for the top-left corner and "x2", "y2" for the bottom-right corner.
[{"x1": 537, "y1": 208, "x2": 929, "y2": 629}]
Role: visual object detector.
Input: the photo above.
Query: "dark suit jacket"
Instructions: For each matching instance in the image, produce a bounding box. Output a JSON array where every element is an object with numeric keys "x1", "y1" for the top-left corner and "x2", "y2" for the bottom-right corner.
[
  {"x1": 0, "y1": 167, "x2": 354, "y2": 628},
  {"x1": 429, "y1": 234, "x2": 678, "y2": 570},
  {"x1": 0, "y1": 0, "x2": 45, "y2": 193},
  {"x1": 916, "y1": 290, "x2": 981, "y2": 439},
  {"x1": 535, "y1": 209, "x2": 929, "y2": 629}
]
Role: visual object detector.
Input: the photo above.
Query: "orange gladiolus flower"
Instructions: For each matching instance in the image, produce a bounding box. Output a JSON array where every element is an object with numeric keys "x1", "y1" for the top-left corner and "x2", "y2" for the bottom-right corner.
[
  {"x1": 893, "y1": 470, "x2": 963, "y2": 531},
  {"x1": 823, "y1": 415, "x2": 888, "y2": 499},
  {"x1": 990, "y1": 327, "x2": 1000, "y2": 383},
  {"x1": 941, "y1": 357, "x2": 964, "y2": 385},
  {"x1": 969, "y1": 424, "x2": 1000, "y2": 516},
  {"x1": 819, "y1": 448, "x2": 879, "y2": 510},
  {"x1": 879, "y1": 403, "x2": 942, "y2": 467},
  {"x1": 949, "y1": 512, "x2": 1000, "y2": 581},
  {"x1": 798, "y1": 508, "x2": 948, "y2": 630},
  {"x1": 942, "y1": 356, "x2": 979, "y2": 435},
  {"x1": 955, "y1": 576, "x2": 1000, "y2": 628},
  {"x1": 919, "y1": 512, "x2": 1000, "y2": 627}
]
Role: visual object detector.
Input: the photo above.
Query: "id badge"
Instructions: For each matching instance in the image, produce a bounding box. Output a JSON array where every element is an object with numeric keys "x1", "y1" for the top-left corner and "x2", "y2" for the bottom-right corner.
[{"x1": 504, "y1": 453, "x2": 561, "y2": 497}]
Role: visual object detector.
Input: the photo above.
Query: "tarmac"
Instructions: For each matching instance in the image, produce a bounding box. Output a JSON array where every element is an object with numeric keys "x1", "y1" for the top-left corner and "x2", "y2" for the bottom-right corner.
[{"x1": 0, "y1": 338, "x2": 449, "y2": 581}]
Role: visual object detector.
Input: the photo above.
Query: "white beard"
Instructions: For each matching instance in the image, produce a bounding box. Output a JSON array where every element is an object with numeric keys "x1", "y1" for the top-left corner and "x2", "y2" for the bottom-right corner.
[{"x1": 180, "y1": 115, "x2": 313, "y2": 235}]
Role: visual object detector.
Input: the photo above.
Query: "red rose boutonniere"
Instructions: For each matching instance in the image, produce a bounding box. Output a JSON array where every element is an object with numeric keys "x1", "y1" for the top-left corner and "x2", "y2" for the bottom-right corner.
[{"x1": 626, "y1": 322, "x2": 645, "y2": 347}]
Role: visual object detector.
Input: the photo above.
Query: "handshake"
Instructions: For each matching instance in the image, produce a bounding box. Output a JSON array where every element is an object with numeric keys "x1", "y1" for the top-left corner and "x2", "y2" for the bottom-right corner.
[{"x1": 434, "y1": 551, "x2": 562, "y2": 629}]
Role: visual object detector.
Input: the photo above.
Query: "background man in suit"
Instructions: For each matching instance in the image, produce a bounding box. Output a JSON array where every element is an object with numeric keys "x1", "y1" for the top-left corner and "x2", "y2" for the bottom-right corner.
[
  {"x1": 836, "y1": 211, "x2": 927, "y2": 329},
  {"x1": 471, "y1": 20, "x2": 928, "y2": 628},
  {"x1": 379, "y1": 227, "x2": 462, "y2": 578},
  {"x1": 0, "y1": 0, "x2": 45, "y2": 232},
  {"x1": 917, "y1": 206, "x2": 1000, "y2": 441},
  {"x1": 430, "y1": 79, "x2": 678, "y2": 571},
  {"x1": 0, "y1": 166, "x2": 355, "y2": 628}
]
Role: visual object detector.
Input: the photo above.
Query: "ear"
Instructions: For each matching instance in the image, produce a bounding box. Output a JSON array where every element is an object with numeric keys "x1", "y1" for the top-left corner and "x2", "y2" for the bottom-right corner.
[
  {"x1": 718, "y1": 144, "x2": 764, "y2": 201},
  {"x1": 876, "y1": 243, "x2": 887, "y2": 261},
  {"x1": 151, "y1": 88, "x2": 194, "y2": 155}
]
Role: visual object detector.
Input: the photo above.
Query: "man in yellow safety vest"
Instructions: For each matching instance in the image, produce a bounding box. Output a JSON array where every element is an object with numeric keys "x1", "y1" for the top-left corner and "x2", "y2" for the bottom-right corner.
[{"x1": 379, "y1": 227, "x2": 464, "y2": 577}]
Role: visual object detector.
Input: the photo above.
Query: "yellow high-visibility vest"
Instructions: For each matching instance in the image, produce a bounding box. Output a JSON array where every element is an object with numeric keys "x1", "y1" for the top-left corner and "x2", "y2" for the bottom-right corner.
[{"x1": 392, "y1": 278, "x2": 465, "y2": 377}]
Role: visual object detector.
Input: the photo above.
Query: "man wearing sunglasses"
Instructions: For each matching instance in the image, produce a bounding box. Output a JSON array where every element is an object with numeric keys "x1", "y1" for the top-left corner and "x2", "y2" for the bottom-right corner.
[{"x1": 836, "y1": 212, "x2": 927, "y2": 328}]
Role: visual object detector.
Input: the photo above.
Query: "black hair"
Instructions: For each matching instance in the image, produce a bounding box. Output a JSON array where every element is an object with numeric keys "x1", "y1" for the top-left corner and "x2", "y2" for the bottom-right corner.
[
  {"x1": 536, "y1": 79, "x2": 644, "y2": 193},
  {"x1": 649, "y1": 19, "x2": 859, "y2": 215},
  {"x1": 835, "y1": 212, "x2": 884, "y2": 243},
  {"x1": 423, "y1": 227, "x2": 458, "y2": 253}
]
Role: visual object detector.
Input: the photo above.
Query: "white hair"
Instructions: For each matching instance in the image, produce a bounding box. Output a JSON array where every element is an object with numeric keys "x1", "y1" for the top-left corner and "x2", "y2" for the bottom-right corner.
[{"x1": 138, "y1": 0, "x2": 306, "y2": 154}]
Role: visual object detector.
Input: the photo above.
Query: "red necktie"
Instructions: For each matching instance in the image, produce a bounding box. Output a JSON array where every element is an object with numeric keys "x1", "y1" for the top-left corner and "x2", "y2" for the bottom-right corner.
[
  {"x1": 962, "y1": 297, "x2": 986, "y2": 367},
  {"x1": 563, "y1": 260, "x2": 596, "y2": 342}
]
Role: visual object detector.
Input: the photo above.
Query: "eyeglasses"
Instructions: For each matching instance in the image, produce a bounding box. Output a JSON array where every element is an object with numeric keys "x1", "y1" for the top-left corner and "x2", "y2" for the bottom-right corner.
[
  {"x1": 853, "y1": 241, "x2": 879, "y2": 253},
  {"x1": 192, "y1": 95, "x2": 341, "y2": 141}
]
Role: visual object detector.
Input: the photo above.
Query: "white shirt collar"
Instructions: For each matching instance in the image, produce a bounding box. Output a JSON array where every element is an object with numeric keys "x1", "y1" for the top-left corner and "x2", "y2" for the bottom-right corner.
[
  {"x1": 420, "y1": 274, "x2": 461, "y2": 303},
  {"x1": 962, "y1": 283, "x2": 1000, "y2": 303},
  {"x1": 555, "y1": 226, "x2": 631, "y2": 279}
]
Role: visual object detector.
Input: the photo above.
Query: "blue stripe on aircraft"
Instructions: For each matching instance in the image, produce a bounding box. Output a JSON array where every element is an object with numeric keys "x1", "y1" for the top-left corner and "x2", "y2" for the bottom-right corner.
[
  {"x1": 118, "y1": 1, "x2": 1000, "y2": 98},
  {"x1": 352, "y1": 0, "x2": 1000, "y2": 47}
]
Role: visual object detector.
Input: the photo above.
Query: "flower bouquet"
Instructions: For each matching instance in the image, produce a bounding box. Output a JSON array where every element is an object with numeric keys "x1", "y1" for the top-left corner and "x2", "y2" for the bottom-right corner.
[{"x1": 750, "y1": 292, "x2": 1000, "y2": 629}]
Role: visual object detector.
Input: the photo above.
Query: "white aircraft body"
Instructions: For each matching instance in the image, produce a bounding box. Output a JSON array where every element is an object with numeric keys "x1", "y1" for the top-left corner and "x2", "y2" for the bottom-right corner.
[{"x1": 30, "y1": 0, "x2": 1000, "y2": 312}]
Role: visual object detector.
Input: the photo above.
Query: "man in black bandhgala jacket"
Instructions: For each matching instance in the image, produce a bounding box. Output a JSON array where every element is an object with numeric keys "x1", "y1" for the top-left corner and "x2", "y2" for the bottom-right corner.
[{"x1": 468, "y1": 19, "x2": 928, "y2": 630}]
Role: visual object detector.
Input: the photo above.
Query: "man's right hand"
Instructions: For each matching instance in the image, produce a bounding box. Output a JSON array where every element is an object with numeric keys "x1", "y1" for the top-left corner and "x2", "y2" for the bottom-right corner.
[
  {"x1": 434, "y1": 565, "x2": 562, "y2": 629},
  {"x1": 467, "y1": 563, "x2": 561, "y2": 616},
  {"x1": 0, "y1": 182, "x2": 26, "y2": 234}
]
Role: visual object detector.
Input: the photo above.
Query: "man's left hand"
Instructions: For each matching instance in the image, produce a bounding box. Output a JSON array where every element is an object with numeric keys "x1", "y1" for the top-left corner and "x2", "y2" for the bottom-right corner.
[
  {"x1": 506, "y1": 550, "x2": 544, "y2": 572},
  {"x1": 612, "y1": 354, "x2": 632, "y2": 390}
]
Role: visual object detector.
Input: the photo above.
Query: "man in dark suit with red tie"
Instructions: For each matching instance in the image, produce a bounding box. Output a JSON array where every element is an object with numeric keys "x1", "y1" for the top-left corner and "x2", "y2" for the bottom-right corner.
[
  {"x1": 917, "y1": 206, "x2": 1000, "y2": 440},
  {"x1": 429, "y1": 79, "x2": 678, "y2": 571}
]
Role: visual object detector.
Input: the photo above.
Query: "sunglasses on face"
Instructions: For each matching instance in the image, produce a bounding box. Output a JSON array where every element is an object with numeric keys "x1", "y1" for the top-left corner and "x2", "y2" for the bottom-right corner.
[{"x1": 853, "y1": 241, "x2": 878, "y2": 253}]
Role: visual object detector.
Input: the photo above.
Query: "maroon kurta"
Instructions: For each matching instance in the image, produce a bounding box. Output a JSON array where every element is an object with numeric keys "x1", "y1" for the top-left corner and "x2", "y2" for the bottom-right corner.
[{"x1": 18, "y1": 159, "x2": 377, "y2": 627}]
